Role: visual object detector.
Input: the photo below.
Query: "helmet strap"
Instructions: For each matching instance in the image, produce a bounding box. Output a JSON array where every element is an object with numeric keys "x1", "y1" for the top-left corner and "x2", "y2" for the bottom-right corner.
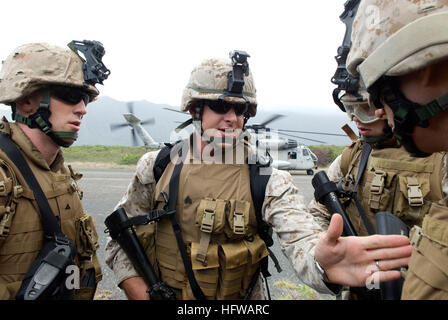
[
  {"x1": 360, "y1": 121, "x2": 394, "y2": 148},
  {"x1": 12, "y1": 89, "x2": 77, "y2": 148},
  {"x1": 379, "y1": 79, "x2": 448, "y2": 157}
]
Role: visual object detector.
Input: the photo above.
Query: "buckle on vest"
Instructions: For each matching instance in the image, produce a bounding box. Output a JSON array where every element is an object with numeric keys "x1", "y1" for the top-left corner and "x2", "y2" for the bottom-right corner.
[
  {"x1": 0, "y1": 207, "x2": 11, "y2": 238},
  {"x1": 409, "y1": 226, "x2": 423, "y2": 248},
  {"x1": 13, "y1": 185, "x2": 23, "y2": 198},
  {"x1": 201, "y1": 209, "x2": 215, "y2": 233},
  {"x1": 370, "y1": 171, "x2": 386, "y2": 194},
  {"x1": 407, "y1": 177, "x2": 423, "y2": 206},
  {"x1": 0, "y1": 181, "x2": 6, "y2": 196},
  {"x1": 233, "y1": 212, "x2": 245, "y2": 235}
]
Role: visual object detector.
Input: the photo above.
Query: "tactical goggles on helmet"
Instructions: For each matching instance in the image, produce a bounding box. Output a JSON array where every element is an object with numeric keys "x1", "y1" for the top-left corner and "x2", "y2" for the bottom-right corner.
[
  {"x1": 50, "y1": 85, "x2": 90, "y2": 105},
  {"x1": 343, "y1": 100, "x2": 379, "y2": 124},
  {"x1": 204, "y1": 100, "x2": 248, "y2": 116}
]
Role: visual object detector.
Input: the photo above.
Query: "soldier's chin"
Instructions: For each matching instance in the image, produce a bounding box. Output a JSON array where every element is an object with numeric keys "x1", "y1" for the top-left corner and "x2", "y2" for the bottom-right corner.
[{"x1": 60, "y1": 138, "x2": 76, "y2": 147}]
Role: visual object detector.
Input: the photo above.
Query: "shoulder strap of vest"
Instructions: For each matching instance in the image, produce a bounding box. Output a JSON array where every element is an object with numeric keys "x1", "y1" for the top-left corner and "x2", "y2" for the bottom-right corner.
[
  {"x1": 0, "y1": 133, "x2": 65, "y2": 239},
  {"x1": 248, "y1": 155, "x2": 282, "y2": 284},
  {"x1": 351, "y1": 142, "x2": 375, "y2": 235},
  {"x1": 154, "y1": 143, "x2": 176, "y2": 183}
]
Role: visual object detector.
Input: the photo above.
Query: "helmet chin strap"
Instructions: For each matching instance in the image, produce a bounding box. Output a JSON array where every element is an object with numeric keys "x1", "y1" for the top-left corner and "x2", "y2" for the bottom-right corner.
[
  {"x1": 360, "y1": 121, "x2": 394, "y2": 148},
  {"x1": 12, "y1": 89, "x2": 78, "y2": 148},
  {"x1": 379, "y1": 79, "x2": 448, "y2": 157}
]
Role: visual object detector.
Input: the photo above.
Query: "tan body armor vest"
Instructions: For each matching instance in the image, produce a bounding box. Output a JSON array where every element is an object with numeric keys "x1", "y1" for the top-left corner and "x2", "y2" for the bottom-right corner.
[
  {"x1": 401, "y1": 200, "x2": 448, "y2": 299},
  {"x1": 340, "y1": 140, "x2": 445, "y2": 236},
  {"x1": 0, "y1": 119, "x2": 101, "y2": 300},
  {"x1": 147, "y1": 146, "x2": 268, "y2": 300}
]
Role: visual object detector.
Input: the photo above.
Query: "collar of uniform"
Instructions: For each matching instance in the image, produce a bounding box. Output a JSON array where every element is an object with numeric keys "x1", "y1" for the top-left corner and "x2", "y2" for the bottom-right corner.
[{"x1": 7, "y1": 119, "x2": 64, "y2": 172}]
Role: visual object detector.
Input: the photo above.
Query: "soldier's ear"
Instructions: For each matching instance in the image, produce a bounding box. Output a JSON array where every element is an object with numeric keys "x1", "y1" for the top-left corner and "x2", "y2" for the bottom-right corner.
[
  {"x1": 15, "y1": 91, "x2": 42, "y2": 116},
  {"x1": 375, "y1": 108, "x2": 387, "y2": 120}
]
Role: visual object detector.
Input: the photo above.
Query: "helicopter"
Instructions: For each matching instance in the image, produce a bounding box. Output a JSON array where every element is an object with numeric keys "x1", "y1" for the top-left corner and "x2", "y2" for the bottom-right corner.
[
  {"x1": 111, "y1": 103, "x2": 348, "y2": 175},
  {"x1": 109, "y1": 102, "x2": 165, "y2": 149},
  {"x1": 161, "y1": 108, "x2": 348, "y2": 175},
  {"x1": 244, "y1": 115, "x2": 323, "y2": 175}
]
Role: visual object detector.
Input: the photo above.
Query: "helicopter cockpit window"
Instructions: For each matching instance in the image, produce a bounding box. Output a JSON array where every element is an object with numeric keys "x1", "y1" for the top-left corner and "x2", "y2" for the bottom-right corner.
[
  {"x1": 302, "y1": 149, "x2": 309, "y2": 157},
  {"x1": 288, "y1": 151, "x2": 297, "y2": 160}
]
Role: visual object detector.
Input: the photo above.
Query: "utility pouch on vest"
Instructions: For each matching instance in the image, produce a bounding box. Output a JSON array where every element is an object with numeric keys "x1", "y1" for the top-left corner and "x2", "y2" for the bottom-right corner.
[
  {"x1": 405, "y1": 212, "x2": 448, "y2": 297},
  {"x1": 16, "y1": 236, "x2": 76, "y2": 300},
  {"x1": 217, "y1": 242, "x2": 249, "y2": 299},
  {"x1": 396, "y1": 176, "x2": 430, "y2": 224},
  {"x1": 195, "y1": 198, "x2": 229, "y2": 264},
  {"x1": 242, "y1": 235, "x2": 269, "y2": 292},
  {"x1": 186, "y1": 242, "x2": 219, "y2": 299},
  {"x1": 75, "y1": 214, "x2": 101, "y2": 299},
  {"x1": 226, "y1": 200, "x2": 251, "y2": 239},
  {"x1": 0, "y1": 163, "x2": 19, "y2": 241},
  {"x1": 369, "y1": 170, "x2": 386, "y2": 210}
]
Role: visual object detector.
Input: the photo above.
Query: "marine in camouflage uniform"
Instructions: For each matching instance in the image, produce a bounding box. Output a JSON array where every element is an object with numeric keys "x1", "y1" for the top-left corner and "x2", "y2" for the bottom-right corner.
[
  {"x1": 0, "y1": 42, "x2": 108, "y2": 299},
  {"x1": 307, "y1": 91, "x2": 447, "y2": 298},
  {"x1": 105, "y1": 54, "x2": 339, "y2": 300},
  {"x1": 347, "y1": 0, "x2": 448, "y2": 299}
]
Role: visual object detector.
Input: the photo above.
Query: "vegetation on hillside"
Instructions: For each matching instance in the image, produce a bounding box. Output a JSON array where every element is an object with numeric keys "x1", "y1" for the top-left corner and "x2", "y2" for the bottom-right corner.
[
  {"x1": 63, "y1": 145, "x2": 346, "y2": 167},
  {"x1": 63, "y1": 145, "x2": 151, "y2": 165},
  {"x1": 309, "y1": 145, "x2": 346, "y2": 167}
]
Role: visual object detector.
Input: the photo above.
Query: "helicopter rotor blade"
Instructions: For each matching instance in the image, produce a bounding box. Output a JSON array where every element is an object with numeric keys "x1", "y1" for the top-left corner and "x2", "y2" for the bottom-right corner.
[
  {"x1": 277, "y1": 132, "x2": 327, "y2": 144},
  {"x1": 127, "y1": 102, "x2": 134, "y2": 115},
  {"x1": 163, "y1": 107, "x2": 187, "y2": 115},
  {"x1": 259, "y1": 114, "x2": 285, "y2": 127},
  {"x1": 276, "y1": 128, "x2": 346, "y2": 137},
  {"x1": 110, "y1": 123, "x2": 129, "y2": 131}
]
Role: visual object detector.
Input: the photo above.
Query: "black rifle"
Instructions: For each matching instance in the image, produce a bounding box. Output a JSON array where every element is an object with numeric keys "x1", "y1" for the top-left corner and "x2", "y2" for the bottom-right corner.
[
  {"x1": 376, "y1": 211, "x2": 410, "y2": 300},
  {"x1": 312, "y1": 170, "x2": 357, "y2": 236},
  {"x1": 104, "y1": 207, "x2": 176, "y2": 300}
]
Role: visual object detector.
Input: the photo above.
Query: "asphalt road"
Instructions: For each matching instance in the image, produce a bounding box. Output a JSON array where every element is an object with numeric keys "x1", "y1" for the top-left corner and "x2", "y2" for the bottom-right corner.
[{"x1": 77, "y1": 168, "x2": 327, "y2": 300}]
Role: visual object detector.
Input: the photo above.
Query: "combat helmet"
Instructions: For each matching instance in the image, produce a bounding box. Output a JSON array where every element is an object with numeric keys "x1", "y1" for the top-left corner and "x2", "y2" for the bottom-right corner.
[
  {"x1": 0, "y1": 40, "x2": 110, "y2": 147},
  {"x1": 181, "y1": 51, "x2": 257, "y2": 118},
  {"x1": 346, "y1": 0, "x2": 448, "y2": 156}
]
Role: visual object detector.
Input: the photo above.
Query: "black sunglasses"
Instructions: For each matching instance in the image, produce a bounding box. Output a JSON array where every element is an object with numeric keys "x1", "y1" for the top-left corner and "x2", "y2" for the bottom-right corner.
[
  {"x1": 50, "y1": 85, "x2": 90, "y2": 105},
  {"x1": 205, "y1": 100, "x2": 248, "y2": 116}
]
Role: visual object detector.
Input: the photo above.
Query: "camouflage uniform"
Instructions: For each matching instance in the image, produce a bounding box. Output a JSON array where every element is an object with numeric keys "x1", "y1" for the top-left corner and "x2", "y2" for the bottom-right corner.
[
  {"x1": 105, "y1": 147, "x2": 338, "y2": 298},
  {"x1": 106, "y1": 54, "x2": 340, "y2": 299},
  {"x1": 0, "y1": 42, "x2": 107, "y2": 299},
  {"x1": 347, "y1": 0, "x2": 448, "y2": 299}
]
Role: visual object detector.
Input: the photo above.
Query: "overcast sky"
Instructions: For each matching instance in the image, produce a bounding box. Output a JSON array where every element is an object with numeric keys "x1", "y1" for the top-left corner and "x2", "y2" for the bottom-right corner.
[{"x1": 0, "y1": 0, "x2": 347, "y2": 114}]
